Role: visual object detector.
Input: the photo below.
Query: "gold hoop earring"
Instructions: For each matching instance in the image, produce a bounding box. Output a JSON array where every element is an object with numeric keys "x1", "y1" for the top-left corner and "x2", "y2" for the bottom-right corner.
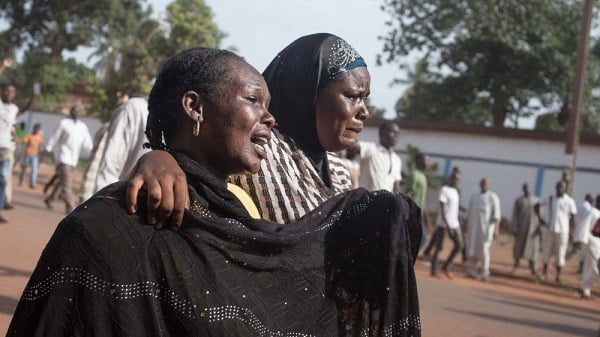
[{"x1": 193, "y1": 117, "x2": 201, "y2": 136}]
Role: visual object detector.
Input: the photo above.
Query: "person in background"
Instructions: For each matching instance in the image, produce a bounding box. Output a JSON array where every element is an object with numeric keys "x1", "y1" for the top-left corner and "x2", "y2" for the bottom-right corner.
[
  {"x1": 341, "y1": 145, "x2": 360, "y2": 189},
  {"x1": 18, "y1": 123, "x2": 44, "y2": 188},
  {"x1": 406, "y1": 152, "x2": 429, "y2": 249},
  {"x1": 78, "y1": 90, "x2": 135, "y2": 201},
  {"x1": 430, "y1": 172, "x2": 463, "y2": 279},
  {"x1": 510, "y1": 183, "x2": 541, "y2": 276},
  {"x1": 465, "y1": 178, "x2": 501, "y2": 281},
  {"x1": 44, "y1": 106, "x2": 93, "y2": 213},
  {"x1": 569, "y1": 194, "x2": 595, "y2": 265},
  {"x1": 354, "y1": 121, "x2": 402, "y2": 192},
  {"x1": 579, "y1": 195, "x2": 600, "y2": 299},
  {"x1": 0, "y1": 59, "x2": 36, "y2": 210},
  {"x1": 14, "y1": 121, "x2": 27, "y2": 165},
  {"x1": 78, "y1": 123, "x2": 109, "y2": 202},
  {"x1": 541, "y1": 181, "x2": 577, "y2": 284},
  {"x1": 94, "y1": 95, "x2": 149, "y2": 192}
]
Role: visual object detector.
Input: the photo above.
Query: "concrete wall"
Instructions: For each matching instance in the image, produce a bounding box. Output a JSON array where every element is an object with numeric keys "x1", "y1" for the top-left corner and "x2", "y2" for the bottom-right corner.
[{"x1": 358, "y1": 125, "x2": 600, "y2": 218}]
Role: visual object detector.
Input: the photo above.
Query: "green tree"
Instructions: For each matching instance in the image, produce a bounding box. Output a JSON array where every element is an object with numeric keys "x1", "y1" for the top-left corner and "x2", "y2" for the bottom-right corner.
[
  {"x1": 90, "y1": 0, "x2": 225, "y2": 119},
  {"x1": 380, "y1": 0, "x2": 590, "y2": 128},
  {"x1": 164, "y1": 0, "x2": 225, "y2": 54},
  {"x1": 0, "y1": 0, "x2": 150, "y2": 113}
]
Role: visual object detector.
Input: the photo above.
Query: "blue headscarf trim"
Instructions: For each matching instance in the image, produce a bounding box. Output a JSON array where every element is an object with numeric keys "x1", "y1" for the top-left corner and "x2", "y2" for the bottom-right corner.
[{"x1": 334, "y1": 58, "x2": 367, "y2": 79}]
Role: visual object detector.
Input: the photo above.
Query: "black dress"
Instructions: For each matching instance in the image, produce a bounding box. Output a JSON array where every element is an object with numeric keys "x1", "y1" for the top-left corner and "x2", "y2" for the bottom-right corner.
[{"x1": 8, "y1": 153, "x2": 422, "y2": 337}]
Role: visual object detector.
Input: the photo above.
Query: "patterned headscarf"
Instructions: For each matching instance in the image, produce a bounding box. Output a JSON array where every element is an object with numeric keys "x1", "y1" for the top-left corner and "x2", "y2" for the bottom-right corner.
[{"x1": 262, "y1": 33, "x2": 367, "y2": 168}]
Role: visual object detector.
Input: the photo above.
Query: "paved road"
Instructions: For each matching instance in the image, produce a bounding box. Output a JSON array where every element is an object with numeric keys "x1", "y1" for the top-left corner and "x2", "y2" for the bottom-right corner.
[
  {"x1": 417, "y1": 272, "x2": 600, "y2": 336},
  {"x1": 1, "y1": 164, "x2": 599, "y2": 336}
]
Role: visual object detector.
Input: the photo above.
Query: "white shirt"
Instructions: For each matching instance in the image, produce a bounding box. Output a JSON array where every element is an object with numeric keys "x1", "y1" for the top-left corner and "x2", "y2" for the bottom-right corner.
[
  {"x1": 547, "y1": 194, "x2": 577, "y2": 234},
  {"x1": 358, "y1": 141, "x2": 402, "y2": 192},
  {"x1": 575, "y1": 206, "x2": 599, "y2": 244},
  {"x1": 437, "y1": 185, "x2": 460, "y2": 229},
  {"x1": 0, "y1": 98, "x2": 18, "y2": 150},
  {"x1": 95, "y1": 98, "x2": 150, "y2": 191},
  {"x1": 46, "y1": 117, "x2": 93, "y2": 167}
]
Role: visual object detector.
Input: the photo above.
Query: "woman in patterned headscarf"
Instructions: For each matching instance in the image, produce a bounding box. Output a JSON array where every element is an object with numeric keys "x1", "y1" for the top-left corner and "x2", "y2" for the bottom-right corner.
[{"x1": 128, "y1": 33, "x2": 374, "y2": 225}]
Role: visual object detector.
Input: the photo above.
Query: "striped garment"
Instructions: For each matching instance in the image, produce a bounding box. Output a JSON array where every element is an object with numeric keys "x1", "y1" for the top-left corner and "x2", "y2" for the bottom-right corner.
[{"x1": 230, "y1": 129, "x2": 352, "y2": 223}]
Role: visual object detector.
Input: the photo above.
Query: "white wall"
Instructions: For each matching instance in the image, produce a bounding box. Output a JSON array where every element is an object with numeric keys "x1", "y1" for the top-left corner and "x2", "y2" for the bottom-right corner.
[{"x1": 359, "y1": 126, "x2": 600, "y2": 218}]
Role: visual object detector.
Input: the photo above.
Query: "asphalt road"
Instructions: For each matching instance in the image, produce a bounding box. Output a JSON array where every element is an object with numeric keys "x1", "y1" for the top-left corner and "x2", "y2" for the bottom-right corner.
[{"x1": 1, "y1": 163, "x2": 599, "y2": 336}]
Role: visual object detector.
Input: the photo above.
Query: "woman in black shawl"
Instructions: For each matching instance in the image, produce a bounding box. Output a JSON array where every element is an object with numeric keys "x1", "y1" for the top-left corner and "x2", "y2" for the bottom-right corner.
[
  {"x1": 9, "y1": 47, "x2": 421, "y2": 336},
  {"x1": 127, "y1": 33, "x2": 373, "y2": 226}
]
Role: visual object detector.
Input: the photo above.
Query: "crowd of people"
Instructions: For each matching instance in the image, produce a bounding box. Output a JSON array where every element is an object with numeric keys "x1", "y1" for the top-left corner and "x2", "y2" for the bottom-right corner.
[
  {"x1": 0, "y1": 31, "x2": 597, "y2": 336},
  {"x1": 413, "y1": 167, "x2": 600, "y2": 300}
]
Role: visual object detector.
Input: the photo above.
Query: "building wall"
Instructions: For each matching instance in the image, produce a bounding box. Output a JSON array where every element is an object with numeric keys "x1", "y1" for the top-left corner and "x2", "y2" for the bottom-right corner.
[{"x1": 359, "y1": 125, "x2": 600, "y2": 218}]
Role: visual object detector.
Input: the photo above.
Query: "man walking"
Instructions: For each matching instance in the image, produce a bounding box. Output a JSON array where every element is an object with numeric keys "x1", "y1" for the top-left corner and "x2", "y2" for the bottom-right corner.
[
  {"x1": 569, "y1": 194, "x2": 595, "y2": 262},
  {"x1": 45, "y1": 106, "x2": 93, "y2": 213},
  {"x1": 406, "y1": 152, "x2": 429, "y2": 249},
  {"x1": 0, "y1": 59, "x2": 35, "y2": 210},
  {"x1": 510, "y1": 183, "x2": 541, "y2": 275},
  {"x1": 19, "y1": 123, "x2": 44, "y2": 188},
  {"x1": 466, "y1": 178, "x2": 501, "y2": 281},
  {"x1": 541, "y1": 181, "x2": 577, "y2": 284},
  {"x1": 430, "y1": 173, "x2": 462, "y2": 279},
  {"x1": 355, "y1": 121, "x2": 402, "y2": 192},
  {"x1": 579, "y1": 195, "x2": 600, "y2": 299},
  {"x1": 94, "y1": 96, "x2": 149, "y2": 191}
]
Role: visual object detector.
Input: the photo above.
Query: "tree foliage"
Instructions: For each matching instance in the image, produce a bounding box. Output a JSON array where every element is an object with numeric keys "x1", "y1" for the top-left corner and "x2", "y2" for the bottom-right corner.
[
  {"x1": 380, "y1": 0, "x2": 599, "y2": 131},
  {"x1": 0, "y1": 0, "x2": 224, "y2": 119}
]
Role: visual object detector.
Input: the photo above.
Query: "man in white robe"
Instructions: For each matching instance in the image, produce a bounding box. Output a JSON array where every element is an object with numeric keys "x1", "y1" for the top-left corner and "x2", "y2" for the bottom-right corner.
[{"x1": 466, "y1": 178, "x2": 501, "y2": 281}]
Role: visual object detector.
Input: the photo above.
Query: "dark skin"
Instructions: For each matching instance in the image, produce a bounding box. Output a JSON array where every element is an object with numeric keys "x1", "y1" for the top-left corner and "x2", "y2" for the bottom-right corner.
[
  {"x1": 541, "y1": 181, "x2": 574, "y2": 283},
  {"x1": 0, "y1": 59, "x2": 36, "y2": 115},
  {"x1": 127, "y1": 66, "x2": 372, "y2": 228},
  {"x1": 127, "y1": 59, "x2": 275, "y2": 229},
  {"x1": 346, "y1": 122, "x2": 402, "y2": 192},
  {"x1": 315, "y1": 67, "x2": 370, "y2": 152}
]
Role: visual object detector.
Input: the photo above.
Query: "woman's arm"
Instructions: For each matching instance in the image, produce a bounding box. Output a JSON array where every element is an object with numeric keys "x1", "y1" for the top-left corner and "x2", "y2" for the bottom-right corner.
[{"x1": 126, "y1": 150, "x2": 189, "y2": 230}]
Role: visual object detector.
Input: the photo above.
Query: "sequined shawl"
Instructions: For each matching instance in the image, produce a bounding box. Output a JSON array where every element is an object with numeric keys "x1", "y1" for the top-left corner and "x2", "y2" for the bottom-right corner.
[{"x1": 8, "y1": 152, "x2": 421, "y2": 337}]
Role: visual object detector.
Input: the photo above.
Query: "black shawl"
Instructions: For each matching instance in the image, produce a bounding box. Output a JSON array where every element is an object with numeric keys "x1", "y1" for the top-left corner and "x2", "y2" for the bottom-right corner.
[
  {"x1": 263, "y1": 33, "x2": 367, "y2": 179},
  {"x1": 8, "y1": 153, "x2": 421, "y2": 337}
]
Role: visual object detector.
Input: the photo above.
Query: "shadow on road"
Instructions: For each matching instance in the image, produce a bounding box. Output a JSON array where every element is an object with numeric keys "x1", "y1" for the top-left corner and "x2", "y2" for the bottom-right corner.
[
  {"x1": 0, "y1": 294, "x2": 19, "y2": 315},
  {"x1": 449, "y1": 308, "x2": 597, "y2": 337},
  {"x1": 0, "y1": 266, "x2": 31, "y2": 278},
  {"x1": 475, "y1": 293, "x2": 600, "y2": 321}
]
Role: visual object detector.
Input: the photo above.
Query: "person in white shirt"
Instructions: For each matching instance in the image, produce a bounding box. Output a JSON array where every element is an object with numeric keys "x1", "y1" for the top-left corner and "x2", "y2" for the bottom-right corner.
[
  {"x1": 541, "y1": 181, "x2": 577, "y2": 283},
  {"x1": 94, "y1": 96, "x2": 150, "y2": 192},
  {"x1": 0, "y1": 85, "x2": 17, "y2": 223},
  {"x1": 354, "y1": 121, "x2": 402, "y2": 192},
  {"x1": 568, "y1": 194, "x2": 595, "y2": 262},
  {"x1": 579, "y1": 195, "x2": 600, "y2": 299},
  {"x1": 0, "y1": 59, "x2": 35, "y2": 219},
  {"x1": 44, "y1": 106, "x2": 93, "y2": 213},
  {"x1": 466, "y1": 178, "x2": 501, "y2": 281},
  {"x1": 430, "y1": 173, "x2": 463, "y2": 279}
]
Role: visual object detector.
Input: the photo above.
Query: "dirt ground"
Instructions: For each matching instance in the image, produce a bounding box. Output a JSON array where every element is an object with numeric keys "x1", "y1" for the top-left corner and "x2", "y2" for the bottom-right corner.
[{"x1": 0, "y1": 162, "x2": 598, "y2": 336}]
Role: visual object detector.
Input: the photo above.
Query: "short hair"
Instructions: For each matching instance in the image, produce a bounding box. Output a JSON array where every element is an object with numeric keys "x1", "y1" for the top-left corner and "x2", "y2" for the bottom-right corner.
[
  {"x1": 379, "y1": 121, "x2": 398, "y2": 134},
  {"x1": 146, "y1": 47, "x2": 243, "y2": 150}
]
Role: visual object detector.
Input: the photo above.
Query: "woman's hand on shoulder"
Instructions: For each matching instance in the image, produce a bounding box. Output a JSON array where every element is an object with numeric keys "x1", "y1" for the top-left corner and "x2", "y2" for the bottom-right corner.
[{"x1": 126, "y1": 150, "x2": 189, "y2": 230}]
